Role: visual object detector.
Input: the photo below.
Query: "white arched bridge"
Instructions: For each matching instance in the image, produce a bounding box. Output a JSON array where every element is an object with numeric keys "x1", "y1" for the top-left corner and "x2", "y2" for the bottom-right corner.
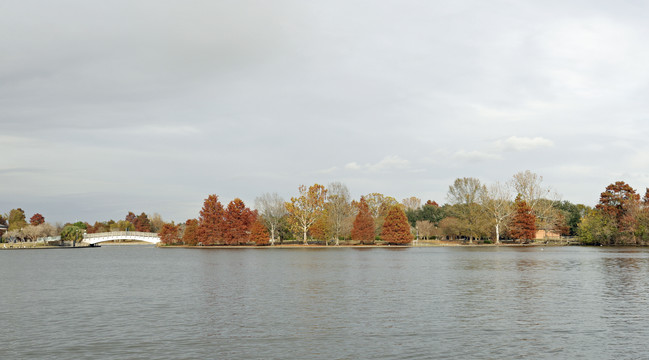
[{"x1": 83, "y1": 231, "x2": 161, "y2": 245}]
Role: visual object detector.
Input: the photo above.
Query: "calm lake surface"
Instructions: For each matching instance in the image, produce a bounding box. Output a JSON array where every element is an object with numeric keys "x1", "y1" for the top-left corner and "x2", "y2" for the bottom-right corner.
[{"x1": 2, "y1": 246, "x2": 649, "y2": 359}]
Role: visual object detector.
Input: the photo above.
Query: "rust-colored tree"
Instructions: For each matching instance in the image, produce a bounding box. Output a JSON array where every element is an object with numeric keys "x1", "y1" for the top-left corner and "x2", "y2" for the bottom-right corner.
[
  {"x1": 29, "y1": 213, "x2": 45, "y2": 226},
  {"x1": 596, "y1": 181, "x2": 639, "y2": 223},
  {"x1": 309, "y1": 213, "x2": 329, "y2": 242},
  {"x1": 197, "y1": 195, "x2": 225, "y2": 245},
  {"x1": 381, "y1": 205, "x2": 413, "y2": 245},
  {"x1": 223, "y1": 198, "x2": 255, "y2": 245},
  {"x1": 125, "y1": 212, "x2": 137, "y2": 224},
  {"x1": 250, "y1": 217, "x2": 270, "y2": 245},
  {"x1": 425, "y1": 200, "x2": 439, "y2": 207},
  {"x1": 510, "y1": 195, "x2": 536, "y2": 242},
  {"x1": 286, "y1": 184, "x2": 327, "y2": 245},
  {"x1": 134, "y1": 212, "x2": 152, "y2": 232},
  {"x1": 351, "y1": 197, "x2": 375, "y2": 244},
  {"x1": 182, "y1": 219, "x2": 199, "y2": 245},
  {"x1": 159, "y1": 223, "x2": 180, "y2": 245}
]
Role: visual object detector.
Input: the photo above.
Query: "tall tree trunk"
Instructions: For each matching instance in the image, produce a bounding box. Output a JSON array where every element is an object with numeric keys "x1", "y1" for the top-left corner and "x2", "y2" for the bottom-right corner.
[
  {"x1": 495, "y1": 223, "x2": 501, "y2": 244},
  {"x1": 303, "y1": 225, "x2": 308, "y2": 245}
]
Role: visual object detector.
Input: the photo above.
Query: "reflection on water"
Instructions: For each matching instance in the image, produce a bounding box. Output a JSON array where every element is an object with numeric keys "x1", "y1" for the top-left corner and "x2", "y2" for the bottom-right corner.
[{"x1": 3, "y1": 246, "x2": 649, "y2": 359}]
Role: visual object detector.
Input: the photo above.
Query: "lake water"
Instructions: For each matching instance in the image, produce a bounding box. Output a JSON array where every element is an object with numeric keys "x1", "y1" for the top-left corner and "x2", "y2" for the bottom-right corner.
[{"x1": 2, "y1": 245, "x2": 649, "y2": 359}]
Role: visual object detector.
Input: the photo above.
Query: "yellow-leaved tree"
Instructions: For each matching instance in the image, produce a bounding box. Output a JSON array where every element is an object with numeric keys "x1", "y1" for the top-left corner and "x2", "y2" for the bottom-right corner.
[{"x1": 286, "y1": 184, "x2": 327, "y2": 245}]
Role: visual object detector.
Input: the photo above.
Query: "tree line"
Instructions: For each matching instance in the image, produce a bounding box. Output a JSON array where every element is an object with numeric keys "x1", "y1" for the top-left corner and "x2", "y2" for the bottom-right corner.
[
  {"x1": 157, "y1": 170, "x2": 587, "y2": 246},
  {"x1": 0, "y1": 210, "x2": 165, "y2": 243},
  {"x1": 4, "y1": 170, "x2": 649, "y2": 246}
]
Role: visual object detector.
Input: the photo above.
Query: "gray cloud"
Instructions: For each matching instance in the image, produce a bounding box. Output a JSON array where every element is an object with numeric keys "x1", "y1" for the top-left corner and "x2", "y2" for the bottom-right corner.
[{"x1": 3, "y1": 0, "x2": 649, "y2": 222}]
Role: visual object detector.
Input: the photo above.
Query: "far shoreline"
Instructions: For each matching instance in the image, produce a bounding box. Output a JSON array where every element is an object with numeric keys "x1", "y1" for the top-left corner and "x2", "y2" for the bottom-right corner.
[{"x1": 157, "y1": 242, "x2": 575, "y2": 249}]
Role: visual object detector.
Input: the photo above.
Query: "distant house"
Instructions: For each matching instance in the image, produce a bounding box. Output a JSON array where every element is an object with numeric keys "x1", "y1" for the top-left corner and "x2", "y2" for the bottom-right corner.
[
  {"x1": 535, "y1": 229, "x2": 561, "y2": 240},
  {"x1": 0, "y1": 224, "x2": 7, "y2": 237}
]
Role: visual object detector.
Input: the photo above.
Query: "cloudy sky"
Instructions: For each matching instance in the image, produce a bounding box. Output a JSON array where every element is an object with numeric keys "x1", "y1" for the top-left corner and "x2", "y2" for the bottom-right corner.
[{"x1": 3, "y1": 0, "x2": 649, "y2": 224}]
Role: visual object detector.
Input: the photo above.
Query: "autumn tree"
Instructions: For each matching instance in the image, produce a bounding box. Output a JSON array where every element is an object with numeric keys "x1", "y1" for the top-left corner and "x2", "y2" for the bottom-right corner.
[
  {"x1": 510, "y1": 195, "x2": 536, "y2": 242},
  {"x1": 250, "y1": 217, "x2": 270, "y2": 245},
  {"x1": 286, "y1": 184, "x2": 327, "y2": 245},
  {"x1": 29, "y1": 213, "x2": 45, "y2": 226},
  {"x1": 402, "y1": 197, "x2": 421, "y2": 212},
  {"x1": 8, "y1": 208, "x2": 27, "y2": 231},
  {"x1": 309, "y1": 213, "x2": 330, "y2": 242},
  {"x1": 22, "y1": 223, "x2": 56, "y2": 241},
  {"x1": 416, "y1": 220, "x2": 436, "y2": 239},
  {"x1": 351, "y1": 197, "x2": 375, "y2": 244},
  {"x1": 223, "y1": 198, "x2": 255, "y2": 245},
  {"x1": 182, "y1": 219, "x2": 199, "y2": 245},
  {"x1": 159, "y1": 223, "x2": 181, "y2": 245},
  {"x1": 447, "y1": 177, "x2": 487, "y2": 243},
  {"x1": 134, "y1": 212, "x2": 152, "y2": 232},
  {"x1": 197, "y1": 195, "x2": 225, "y2": 245},
  {"x1": 554, "y1": 201, "x2": 590, "y2": 236},
  {"x1": 326, "y1": 182, "x2": 354, "y2": 245},
  {"x1": 110, "y1": 220, "x2": 134, "y2": 232},
  {"x1": 579, "y1": 181, "x2": 643, "y2": 245},
  {"x1": 510, "y1": 170, "x2": 561, "y2": 236},
  {"x1": 87, "y1": 221, "x2": 110, "y2": 233},
  {"x1": 480, "y1": 181, "x2": 513, "y2": 244},
  {"x1": 381, "y1": 205, "x2": 413, "y2": 245},
  {"x1": 255, "y1": 193, "x2": 288, "y2": 245},
  {"x1": 149, "y1": 213, "x2": 165, "y2": 233},
  {"x1": 364, "y1": 193, "x2": 398, "y2": 235},
  {"x1": 125, "y1": 212, "x2": 137, "y2": 225},
  {"x1": 439, "y1": 217, "x2": 462, "y2": 240},
  {"x1": 596, "y1": 181, "x2": 639, "y2": 222}
]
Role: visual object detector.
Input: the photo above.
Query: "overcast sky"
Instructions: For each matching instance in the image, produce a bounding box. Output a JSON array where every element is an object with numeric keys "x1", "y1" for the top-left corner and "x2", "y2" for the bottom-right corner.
[{"x1": 3, "y1": 0, "x2": 649, "y2": 224}]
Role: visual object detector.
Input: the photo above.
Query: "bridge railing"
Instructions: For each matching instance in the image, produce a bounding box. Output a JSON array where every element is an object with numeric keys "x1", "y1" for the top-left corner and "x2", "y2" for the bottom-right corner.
[{"x1": 84, "y1": 231, "x2": 160, "y2": 239}]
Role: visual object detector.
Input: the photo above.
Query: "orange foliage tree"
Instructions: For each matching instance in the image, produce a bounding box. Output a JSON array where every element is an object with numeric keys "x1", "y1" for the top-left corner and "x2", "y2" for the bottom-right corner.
[
  {"x1": 510, "y1": 195, "x2": 536, "y2": 242},
  {"x1": 182, "y1": 219, "x2": 199, "y2": 245},
  {"x1": 197, "y1": 195, "x2": 225, "y2": 245},
  {"x1": 250, "y1": 217, "x2": 270, "y2": 245},
  {"x1": 159, "y1": 223, "x2": 180, "y2": 245},
  {"x1": 223, "y1": 198, "x2": 255, "y2": 245},
  {"x1": 351, "y1": 197, "x2": 375, "y2": 244},
  {"x1": 134, "y1": 212, "x2": 152, "y2": 232},
  {"x1": 381, "y1": 205, "x2": 413, "y2": 245},
  {"x1": 596, "y1": 181, "x2": 639, "y2": 223},
  {"x1": 286, "y1": 184, "x2": 327, "y2": 245},
  {"x1": 29, "y1": 213, "x2": 45, "y2": 226}
]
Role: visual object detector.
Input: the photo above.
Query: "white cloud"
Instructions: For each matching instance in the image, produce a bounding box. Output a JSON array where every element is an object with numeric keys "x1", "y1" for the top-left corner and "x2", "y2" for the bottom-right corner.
[
  {"x1": 453, "y1": 150, "x2": 501, "y2": 162},
  {"x1": 345, "y1": 162, "x2": 361, "y2": 170},
  {"x1": 367, "y1": 155, "x2": 409, "y2": 172},
  {"x1": 495, "y1": 136, "x2": 554, "y2": 152},
  {"x1": 317, "y1": 166, "x2": 338, "y2": 174},
  {"x1": 345, "y1": 156, "x2": 410, "y2": 172}
]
